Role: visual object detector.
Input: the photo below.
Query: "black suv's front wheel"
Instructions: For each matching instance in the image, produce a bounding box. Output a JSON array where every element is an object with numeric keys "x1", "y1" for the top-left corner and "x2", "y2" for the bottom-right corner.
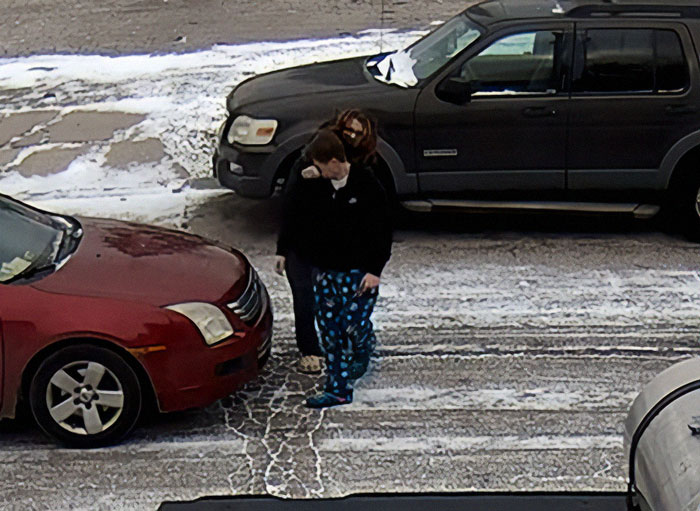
[{"x1": 670, "y1": 168, "x2": 700, "y2": 240}]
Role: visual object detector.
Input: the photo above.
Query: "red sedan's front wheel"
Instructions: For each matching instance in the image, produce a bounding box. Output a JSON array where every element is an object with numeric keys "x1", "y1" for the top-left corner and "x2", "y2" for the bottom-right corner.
[{"x1": 29, "y1": 345, "x2": 142, "y2": 448}]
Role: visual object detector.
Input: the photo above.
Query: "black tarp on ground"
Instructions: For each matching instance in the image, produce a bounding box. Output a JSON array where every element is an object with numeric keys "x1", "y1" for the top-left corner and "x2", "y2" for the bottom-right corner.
[{"x1": 160, "y1": 493, "x2": 631, "y2": 511}]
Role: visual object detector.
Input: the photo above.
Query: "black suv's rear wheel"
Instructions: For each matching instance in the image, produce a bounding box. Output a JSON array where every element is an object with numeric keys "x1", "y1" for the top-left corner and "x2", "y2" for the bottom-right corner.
[
  {"x1": 671, "y1": 169, "x2": 700, "y2": 241},
  {"x1": 29, "y1": 345, "x2": 142, "y2": 448}
]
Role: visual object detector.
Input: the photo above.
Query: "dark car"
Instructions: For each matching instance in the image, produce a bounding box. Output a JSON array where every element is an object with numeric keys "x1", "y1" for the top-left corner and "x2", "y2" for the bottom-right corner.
[
  {"x1": 213, "y1": 0, "x2": 700, "y2": 236},
  {"x1": 0, "y1": 194, "x2": 272, "y2": 447}
]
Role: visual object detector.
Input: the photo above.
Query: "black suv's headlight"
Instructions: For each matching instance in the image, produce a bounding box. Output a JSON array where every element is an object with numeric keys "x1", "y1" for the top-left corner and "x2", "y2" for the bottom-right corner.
[{"x1": 227, "y1": 115, "x2": 278, "y2": 146}]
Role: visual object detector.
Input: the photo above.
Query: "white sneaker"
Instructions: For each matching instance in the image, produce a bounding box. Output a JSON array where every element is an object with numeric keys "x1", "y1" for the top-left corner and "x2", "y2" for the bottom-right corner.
[{"x1": 297, "y1": 355, "x2": 323, "y2": 374}]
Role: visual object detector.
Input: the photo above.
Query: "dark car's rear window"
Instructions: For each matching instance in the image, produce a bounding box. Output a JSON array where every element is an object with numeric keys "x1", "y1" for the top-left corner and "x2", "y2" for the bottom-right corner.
[
  {"x1": 573, "y1": 28, "x2": 689, "y2": 95},
  {"x1": 656, "y1": 29, "x2": 690, "y2": 92}
]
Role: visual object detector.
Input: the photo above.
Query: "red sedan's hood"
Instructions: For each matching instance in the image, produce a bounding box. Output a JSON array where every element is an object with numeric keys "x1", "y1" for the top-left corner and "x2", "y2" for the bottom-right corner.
[{"x1": 32, "y1": 217, "x2": 248, "y2": 306}]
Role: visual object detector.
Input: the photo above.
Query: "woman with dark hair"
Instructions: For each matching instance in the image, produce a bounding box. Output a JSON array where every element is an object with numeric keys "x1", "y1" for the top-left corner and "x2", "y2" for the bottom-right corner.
[
  {"x1": 331, "y1": 108, "x2": 378, "y2": 166},
  {"x1": 274, "y1": 109, "x2": 380, "y2": 375},
  {"x1": 294, "y1": 109, "x2": 378, "y2": 178}
]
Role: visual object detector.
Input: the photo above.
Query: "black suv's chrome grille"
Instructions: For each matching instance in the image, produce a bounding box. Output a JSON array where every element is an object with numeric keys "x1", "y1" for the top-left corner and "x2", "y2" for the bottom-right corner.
[{"x1": 227, "y1": 268, "x2": 264, "y2": 324}]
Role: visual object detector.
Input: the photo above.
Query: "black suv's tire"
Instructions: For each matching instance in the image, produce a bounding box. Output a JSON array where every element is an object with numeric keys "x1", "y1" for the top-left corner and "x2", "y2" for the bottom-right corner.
[
  {"x1": 29, "y1": 345, "x2": 142, "y2": 448},
  {"x1": 672, "y1": 170, "x2": 700, "y2": 241},
  {"x1": 372, "y1": 165, "x2": 406, "y2": 224}
]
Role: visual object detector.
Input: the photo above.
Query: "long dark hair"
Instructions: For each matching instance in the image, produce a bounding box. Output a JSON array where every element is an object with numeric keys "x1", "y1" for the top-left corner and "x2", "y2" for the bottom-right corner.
[{"x1": 330, "y1": 108, "x2": 378, "y2": 165}]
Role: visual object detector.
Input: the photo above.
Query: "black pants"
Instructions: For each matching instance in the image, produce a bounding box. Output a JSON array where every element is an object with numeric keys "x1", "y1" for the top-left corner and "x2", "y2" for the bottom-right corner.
[{"x1": 285, "y1": 250, "x2": 322, "y2": 356}]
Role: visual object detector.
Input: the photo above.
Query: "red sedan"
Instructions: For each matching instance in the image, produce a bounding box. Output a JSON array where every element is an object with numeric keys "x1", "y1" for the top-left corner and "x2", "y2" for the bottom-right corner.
[{"x1": 0, "y1": 194, "x2": 273, "y2": 448}]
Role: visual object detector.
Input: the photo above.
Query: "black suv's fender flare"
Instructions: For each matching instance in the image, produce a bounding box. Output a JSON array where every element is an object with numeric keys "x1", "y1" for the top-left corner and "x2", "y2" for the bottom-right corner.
[
  {"x1": 272, "y1": 129, "x2": 418, "y2": 196},
  {"x1": 661, "y1": 129, "x2": 700, "y2": 188},
  {"x1": 375, "y1": 138, "x2": 418, "y2": 196},
  {"x1": 265, "y1": 123, "x2": 320, "y2": 193}
]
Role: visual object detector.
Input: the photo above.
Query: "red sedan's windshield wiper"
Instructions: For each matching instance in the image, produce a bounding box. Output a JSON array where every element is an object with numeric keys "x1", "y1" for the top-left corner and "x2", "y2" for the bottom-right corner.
[
  {"x1": 6, "y1": 220, "x2": 83, "y2": 285},
  {"x1": 54, "y1": 217, "x2": 83, "y2": 262},
  {"x1": 5, "y1": 263, "x2": 57, "y2": 284}
]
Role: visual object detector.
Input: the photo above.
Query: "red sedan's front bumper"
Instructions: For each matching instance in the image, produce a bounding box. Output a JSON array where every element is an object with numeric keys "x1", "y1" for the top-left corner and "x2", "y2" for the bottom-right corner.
[{"x1": 136, "y1": 304, "x2": 273, "y2": 413}]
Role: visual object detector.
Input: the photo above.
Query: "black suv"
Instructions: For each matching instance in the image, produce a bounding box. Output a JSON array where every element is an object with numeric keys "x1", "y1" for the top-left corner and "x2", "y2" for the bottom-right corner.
[{"x1": 213, "y1": 0, "x2": 700, "y2": 235}]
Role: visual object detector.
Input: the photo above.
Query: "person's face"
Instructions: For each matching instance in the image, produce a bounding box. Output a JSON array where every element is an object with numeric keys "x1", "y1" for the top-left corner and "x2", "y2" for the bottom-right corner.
[
  {"x1": 341, "y1": 118, "x2": 365, "y2": 148},
  {"x1": 313, "y1": 158, "x2": 348, "y2": 180}
]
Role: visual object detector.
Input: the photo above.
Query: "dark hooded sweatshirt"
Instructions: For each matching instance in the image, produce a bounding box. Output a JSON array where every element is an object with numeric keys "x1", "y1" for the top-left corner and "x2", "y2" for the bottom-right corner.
[{"x1": 276, "y1": 165, "x2": 392, "y2": 277}]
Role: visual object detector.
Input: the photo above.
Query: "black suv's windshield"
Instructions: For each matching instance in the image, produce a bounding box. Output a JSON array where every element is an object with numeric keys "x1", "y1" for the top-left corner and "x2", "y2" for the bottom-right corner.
[
  {"x1": 0, "y1": 196, "x2": 80, "y2": 283},
  {"x1": 368, "y1": 14, "x2": 483, "y2": 87}
]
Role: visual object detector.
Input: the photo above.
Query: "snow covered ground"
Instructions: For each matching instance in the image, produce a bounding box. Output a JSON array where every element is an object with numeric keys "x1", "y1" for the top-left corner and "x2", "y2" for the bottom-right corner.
[
  {"x1": 3, "y1": 30, "x2": 700, "y2": 511},
  {"x1": 0, "y1": 30, "x2": 423, "y2": 226}
]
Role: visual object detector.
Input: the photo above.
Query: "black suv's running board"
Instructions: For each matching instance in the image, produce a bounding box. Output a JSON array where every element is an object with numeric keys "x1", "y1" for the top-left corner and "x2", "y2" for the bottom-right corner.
[{"x1": 401, "y1": 200, "x2": 661, "y2": 219}]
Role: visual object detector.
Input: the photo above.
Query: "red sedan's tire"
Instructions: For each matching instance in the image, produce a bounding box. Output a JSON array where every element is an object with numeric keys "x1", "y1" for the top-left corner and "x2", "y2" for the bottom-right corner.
[{"x1": 29, "y1": 345, "x2": 142, "y2": 448}]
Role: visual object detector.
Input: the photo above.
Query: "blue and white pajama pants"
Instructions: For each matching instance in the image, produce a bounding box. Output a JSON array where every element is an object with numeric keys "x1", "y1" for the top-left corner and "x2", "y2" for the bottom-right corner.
[{"x1": 313, "y1": 269, "x2": 378, "y2": 400}]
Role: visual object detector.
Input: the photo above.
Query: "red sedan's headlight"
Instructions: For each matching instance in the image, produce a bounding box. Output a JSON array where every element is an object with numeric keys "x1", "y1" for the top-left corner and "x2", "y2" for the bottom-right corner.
[{"x1": 165, "y1": 302, "x2": 234, "y2": 346}]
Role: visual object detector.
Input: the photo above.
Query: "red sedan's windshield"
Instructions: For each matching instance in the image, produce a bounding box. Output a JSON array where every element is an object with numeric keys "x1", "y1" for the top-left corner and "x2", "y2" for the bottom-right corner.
[{"x1": 0, "y1": 197, "x2": 63, "y2": 282}]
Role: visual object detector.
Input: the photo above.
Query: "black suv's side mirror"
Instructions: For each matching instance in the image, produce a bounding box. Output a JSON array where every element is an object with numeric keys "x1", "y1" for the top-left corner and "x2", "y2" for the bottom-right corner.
[{"x1": 437, "y1": 77, "x2": 472, "y2": 105}]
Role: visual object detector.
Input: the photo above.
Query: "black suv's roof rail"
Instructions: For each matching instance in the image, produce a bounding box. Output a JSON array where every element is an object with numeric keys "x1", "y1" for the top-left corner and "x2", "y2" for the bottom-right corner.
[
  {"x1": 567, "y1": 1, "x2": 700, "y2": 18},
  {"x1": 465, "y1": 1, "x2": 700, "y2": 26}
]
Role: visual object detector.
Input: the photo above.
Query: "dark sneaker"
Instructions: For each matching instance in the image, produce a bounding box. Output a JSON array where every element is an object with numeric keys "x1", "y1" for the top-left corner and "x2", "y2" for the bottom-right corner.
[{"x1": 305, "y1": 392, "x2": 352, "y2": 408}]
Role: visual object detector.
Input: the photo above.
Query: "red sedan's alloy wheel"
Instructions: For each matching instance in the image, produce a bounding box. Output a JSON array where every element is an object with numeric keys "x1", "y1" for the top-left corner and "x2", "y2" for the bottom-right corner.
[{"x1": 29, "y1": 345, "x2": 142, "y2": 448}]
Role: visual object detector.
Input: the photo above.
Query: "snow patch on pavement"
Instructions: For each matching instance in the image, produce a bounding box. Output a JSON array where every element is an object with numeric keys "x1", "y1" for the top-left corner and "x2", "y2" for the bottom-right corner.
[
  {"x1": 0, "y1": 30, "x2": 423, "y2": 225},
  {"x1": 319, "y1": 434, "x2": 622, "y2": 452},
  {"x1": 0, "y1": 32, "x2": 424, "y2": 89},
  {"x1": 350, "y1": 387, "x2": 637, "y2": 411},
  {"x1": 27, "y1": 190, "x2": 229, "y2": 228}
]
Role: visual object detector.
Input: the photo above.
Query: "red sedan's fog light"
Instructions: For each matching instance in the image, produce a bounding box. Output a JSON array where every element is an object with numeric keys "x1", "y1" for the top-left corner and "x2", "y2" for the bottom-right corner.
[{"x1": 214, "y1": 356, "x2": 246, "y2": 376}]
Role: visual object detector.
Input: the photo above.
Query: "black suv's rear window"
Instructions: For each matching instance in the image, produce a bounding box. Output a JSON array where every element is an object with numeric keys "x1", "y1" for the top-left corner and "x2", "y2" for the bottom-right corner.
[
  {"x1": 656, "y1": 29, "x2": 689, "y2": 93},
  {"x1": 573, "y1": 28, "x2": 689, "y2": 94}
]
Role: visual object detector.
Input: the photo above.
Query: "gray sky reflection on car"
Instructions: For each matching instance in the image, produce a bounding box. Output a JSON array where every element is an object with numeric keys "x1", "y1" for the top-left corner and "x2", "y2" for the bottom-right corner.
[{"x1": 369, "y1": 14, "x2": 482, "y2": 87}]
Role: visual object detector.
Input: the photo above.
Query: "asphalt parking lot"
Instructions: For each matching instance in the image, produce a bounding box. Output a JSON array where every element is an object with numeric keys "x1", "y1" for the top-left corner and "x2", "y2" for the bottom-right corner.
[
  {"x1": 2, "y1": 1, "x2": 700, "y2": 509},
  {"x1": 2, "y1": 196, "x2": 699, "y2": 509}
]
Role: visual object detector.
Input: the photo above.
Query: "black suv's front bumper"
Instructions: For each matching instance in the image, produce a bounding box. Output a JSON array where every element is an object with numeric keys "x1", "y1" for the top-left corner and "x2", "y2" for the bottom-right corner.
[{"x1": 213, "y1": 141, "x2": 278, "y2": 199}]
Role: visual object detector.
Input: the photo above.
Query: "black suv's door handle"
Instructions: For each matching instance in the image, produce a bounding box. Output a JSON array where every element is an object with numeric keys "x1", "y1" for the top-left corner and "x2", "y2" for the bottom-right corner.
[
  {"x1": 666, "y1": 104, "x2": 697, "y2": 116},
  {"x1": 522, "y1": 107, "x2": 558, "y2": 118}
]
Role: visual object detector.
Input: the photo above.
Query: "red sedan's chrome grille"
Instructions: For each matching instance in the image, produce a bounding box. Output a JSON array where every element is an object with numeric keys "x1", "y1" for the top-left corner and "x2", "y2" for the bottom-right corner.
[
  {"x1": 257, "y1": 331, "x2": 272, "y2": 359},
  {"x1": 227, "y1": 268, "x2": 266, "y2": 325}
]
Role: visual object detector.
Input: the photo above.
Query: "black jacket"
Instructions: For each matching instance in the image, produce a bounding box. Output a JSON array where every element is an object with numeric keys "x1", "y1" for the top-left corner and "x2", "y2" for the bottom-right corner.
[{"x1": 276, "y1": 165, "x2": 392, "y2": 277}]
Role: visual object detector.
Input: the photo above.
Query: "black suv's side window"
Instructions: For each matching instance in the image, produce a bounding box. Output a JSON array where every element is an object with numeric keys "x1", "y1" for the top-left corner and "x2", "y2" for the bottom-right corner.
[
  {"x1": 459, "y1": 31, "x2": 566, "y2": 95},
  {"x1": 573, "y1": 28, "x2": 689, "y2": 95},
  {"x1": 656, "y1": 29, "x2": 689, "y2": 93}
]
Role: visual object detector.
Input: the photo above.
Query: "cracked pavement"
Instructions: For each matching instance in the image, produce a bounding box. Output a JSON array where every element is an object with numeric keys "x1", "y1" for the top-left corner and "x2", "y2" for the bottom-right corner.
[
  {"x1": 220, "y1": 357, "x2": 328, "y2": 498},
  {"x1": 3, "y1": 196, "x2": 699, "y2": 510},
  {"x1": 3, "y1": 1, "x2": 700, "y2": 508}
]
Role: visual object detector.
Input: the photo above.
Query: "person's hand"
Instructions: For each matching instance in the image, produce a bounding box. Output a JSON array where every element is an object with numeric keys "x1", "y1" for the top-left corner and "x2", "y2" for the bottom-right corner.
[
  {"x1": 357, "y1": 273, "x2": 380, "y2": 295},
  {"x1": 274, "y1": 256, "x2": 286, "y2": 276},
  {"x1": 301, "y1": 165, "x2": 321, "y2": 179}
]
